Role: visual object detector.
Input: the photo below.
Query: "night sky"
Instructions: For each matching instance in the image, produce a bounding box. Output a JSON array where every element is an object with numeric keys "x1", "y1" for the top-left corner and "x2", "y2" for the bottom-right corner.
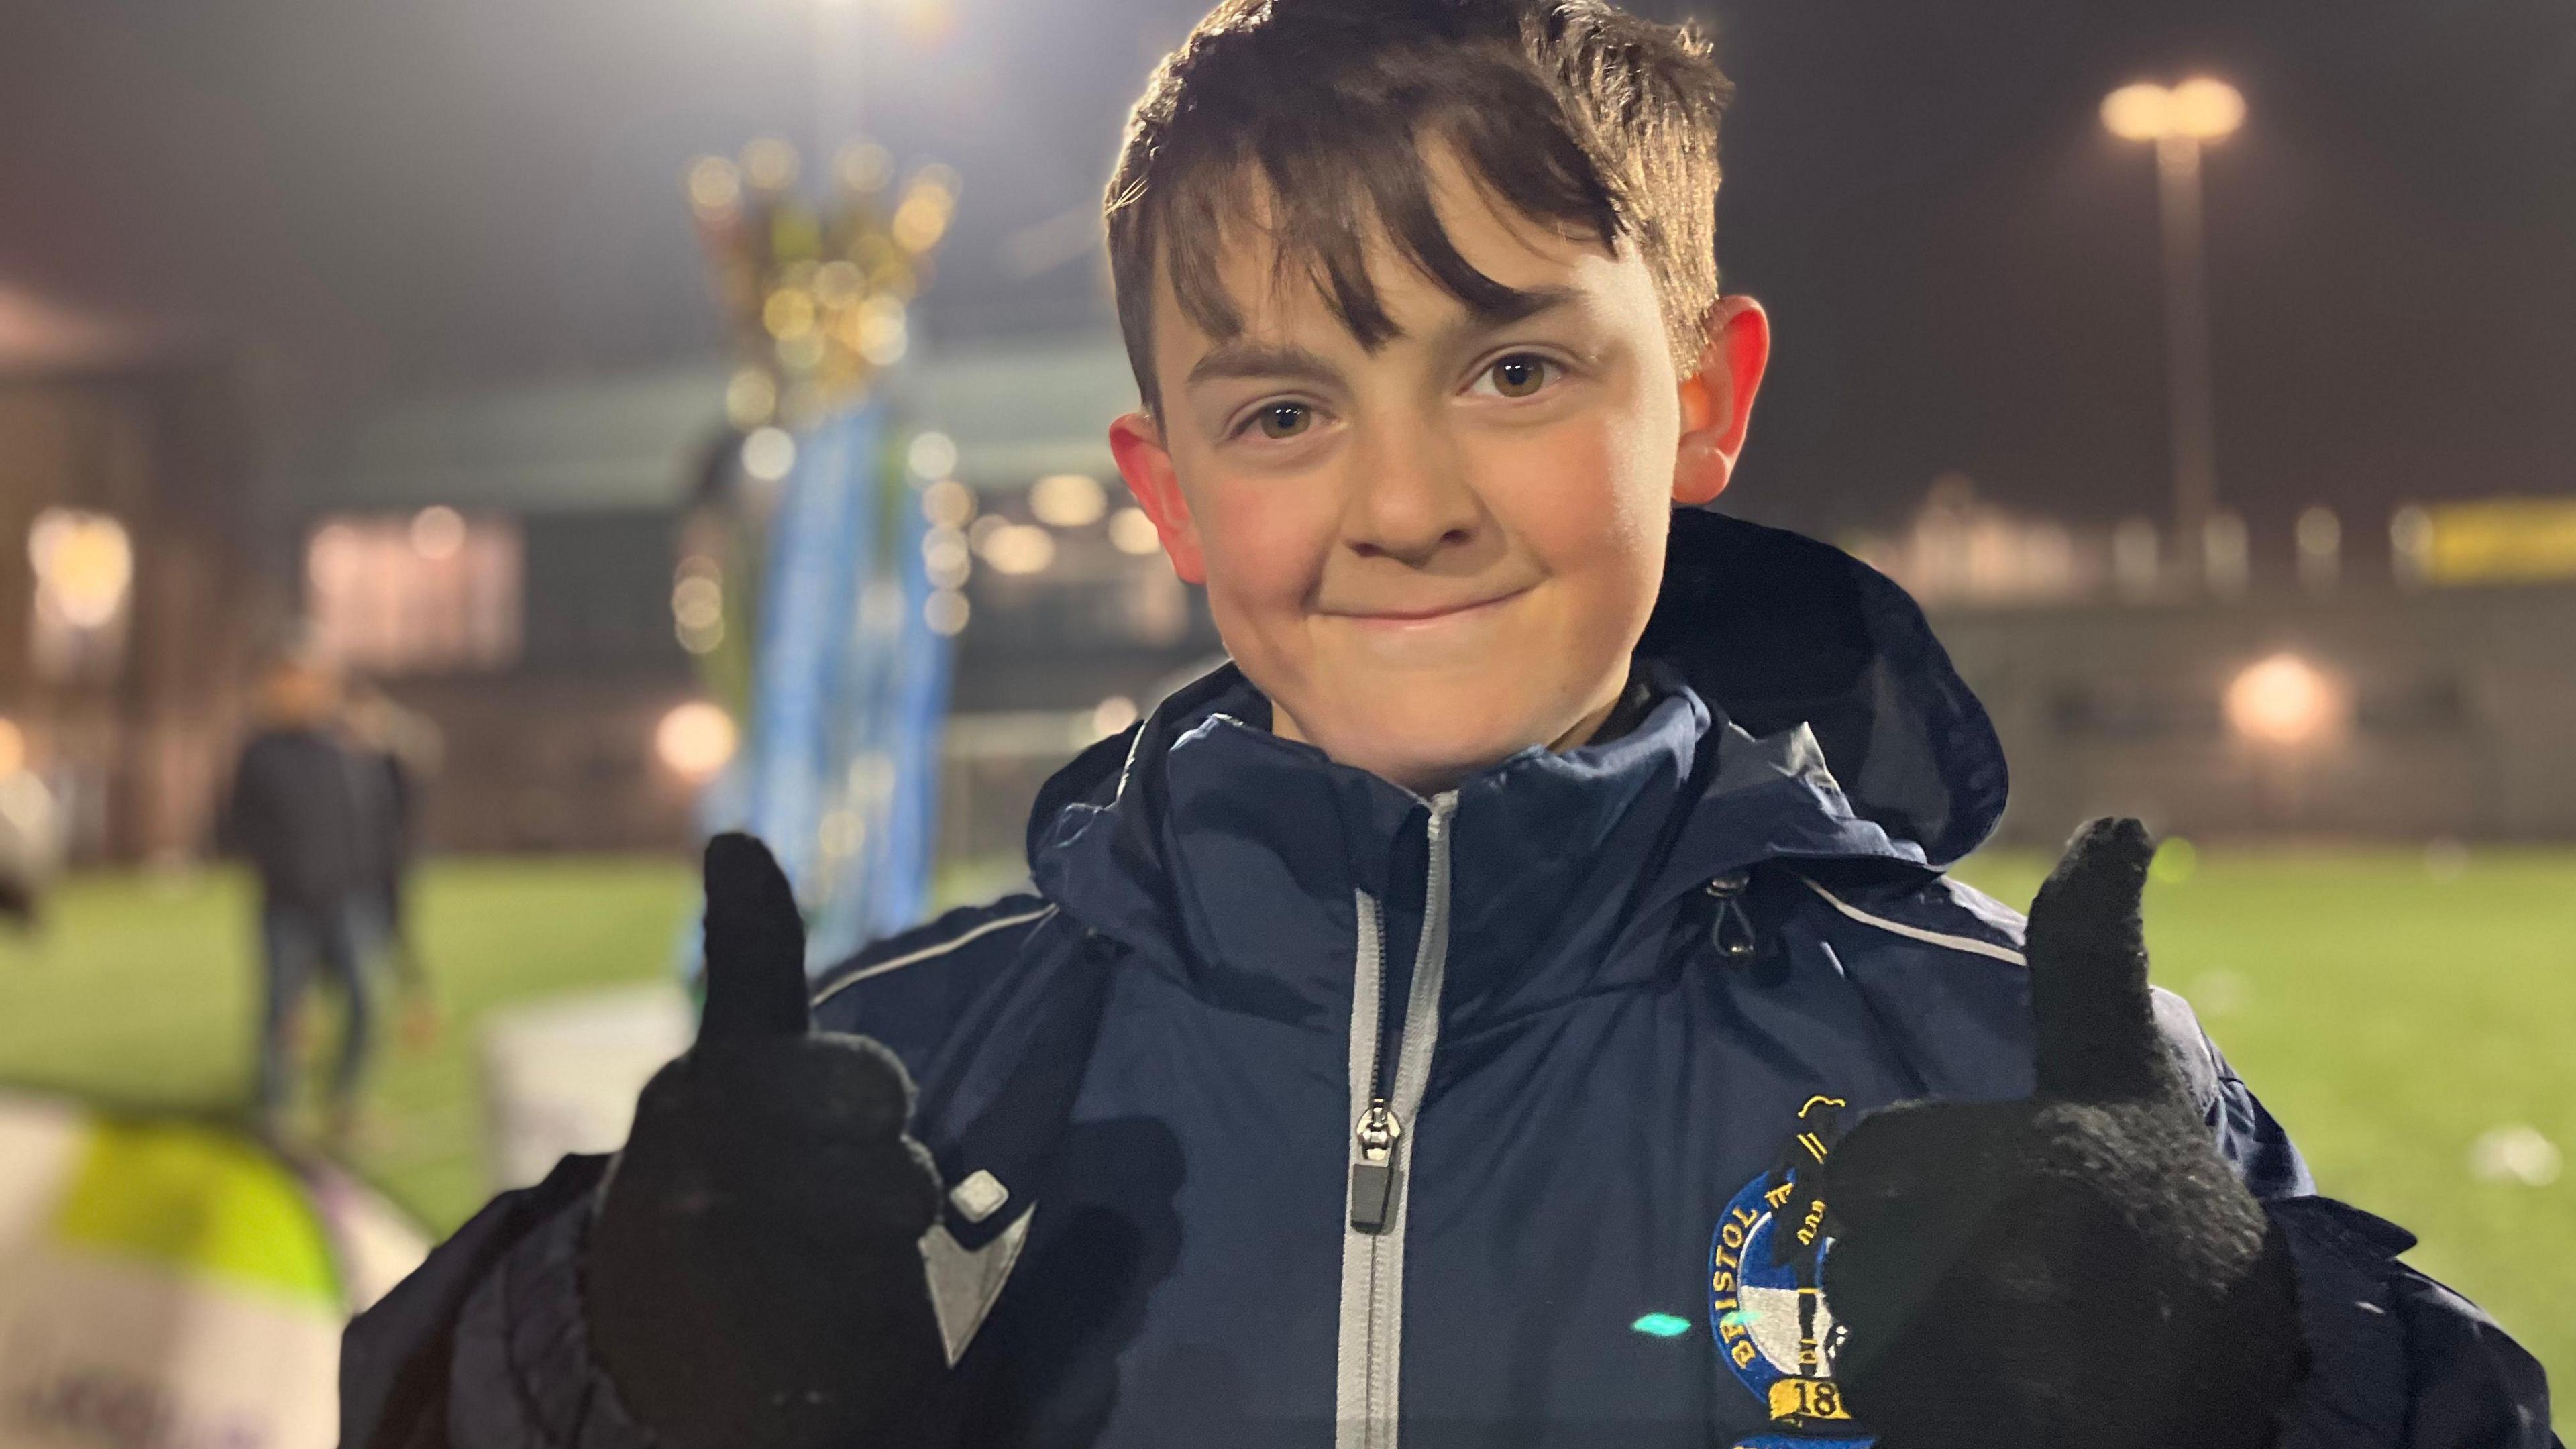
[{"x1": 3, "y1": 0, "x2": 2569, "y2": 539}]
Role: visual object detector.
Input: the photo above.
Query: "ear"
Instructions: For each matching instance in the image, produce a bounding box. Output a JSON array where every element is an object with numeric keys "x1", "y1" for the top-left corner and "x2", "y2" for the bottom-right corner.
[
  {"x1": 1108, "y1": 410, "x2": 1207, "y2": 584},
  {"x1": 1672, "y1": 296, "x2": 1772, "y2": 507}
]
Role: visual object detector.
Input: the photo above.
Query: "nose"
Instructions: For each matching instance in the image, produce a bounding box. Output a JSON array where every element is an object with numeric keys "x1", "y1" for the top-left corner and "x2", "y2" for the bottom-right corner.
[{"x1": 1342, "y1": 423, "x2": 1483, "y2": 567}]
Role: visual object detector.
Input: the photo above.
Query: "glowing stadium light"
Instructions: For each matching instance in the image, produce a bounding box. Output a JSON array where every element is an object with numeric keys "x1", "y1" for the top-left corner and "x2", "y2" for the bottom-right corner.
[
  {"x1": 2102, "y1": 78, "x2": 2246, "y2": 587},
  {"x1": 2101, "y1": 83, "x2": 2174, "y2": 142},
  {"x1": 655, "y1": 702, "x2": 737, "y2": 782},
  {"x1": 2224, "y1": 653, "x2": 2346, "y2": 748},
  {"x1": 2102, "y1": 79, "x2": 2243, "y2": 143},
  {"x1": 2169, "y1": 78, "x2": 2246, "y2": 142}
]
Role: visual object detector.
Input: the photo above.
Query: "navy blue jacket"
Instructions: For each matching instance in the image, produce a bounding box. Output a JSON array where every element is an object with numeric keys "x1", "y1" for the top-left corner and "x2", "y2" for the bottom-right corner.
[{"x1": 343, "y1": 511, "x2": 2556, "y2": 1449}]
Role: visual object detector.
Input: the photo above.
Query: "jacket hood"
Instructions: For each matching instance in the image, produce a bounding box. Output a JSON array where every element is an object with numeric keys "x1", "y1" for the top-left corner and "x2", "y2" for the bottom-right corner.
[{"x1": 1025, "y1": 508, "x2": 2009, "y2": 969}]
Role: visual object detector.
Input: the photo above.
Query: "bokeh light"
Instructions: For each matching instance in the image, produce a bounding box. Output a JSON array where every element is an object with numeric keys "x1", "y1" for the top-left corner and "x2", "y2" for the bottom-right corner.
[
  {"x1": 409, "y1": 506, "x2": 466, "y2": 561},
  {"x1": 907, "y1": 431, "x2": 959, "y2": 480},
  {"x1": 1030, "y1": 473, "x2": 1108, "y2": 529},
  {"x1": 685, "y1": 157, "x2": 741, "y2": 219},
  {"x1": 724, "y1": 368, "x2": 777, "y2": 429},
  {"x1": 28, "y1": 508, "x2": 134, "y2": 629},
  {"x1": 741, "y1": 138, "x2": 800, "y2": 193},
  {"x1": 741, "y1": 427, "x2": 798, "y2": 482},
  {"x1": 922, "y1": 588, "x2": 970, "y2": 636},
  {"x1": 977, "y1": 523, "x2": 1056, "y2": 576},
  {"x1": 654, "y1": 702, "x2": 737, "y2": 782},
  {"x1": 921, "y1": 528, "x2": 971, "y2": 589},
  {"x1": 2224, "y1": 653, "x2": 2346, "y2": 747},
  {"x1": 1108, "y1": 506, "x2": 1163, "y2": 556},
  {"x1": 2151, "y1": 835, "x2": 2198, "y2": 885},
  {"x1": 921, "y1": 478, "x2": 975, "y2": 529},
  {"x1": 1090, "y1": 695, "x2": 1139, "y2": 739}
]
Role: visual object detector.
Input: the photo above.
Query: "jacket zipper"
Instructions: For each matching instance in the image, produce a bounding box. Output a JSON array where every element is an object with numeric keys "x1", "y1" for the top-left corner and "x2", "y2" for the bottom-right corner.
[{"x1": 1335, "y1": 793, "x2": 1458, "y2": 1449}]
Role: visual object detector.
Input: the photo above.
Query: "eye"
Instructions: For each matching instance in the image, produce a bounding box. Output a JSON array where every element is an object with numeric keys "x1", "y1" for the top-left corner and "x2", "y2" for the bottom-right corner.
[
  {"x1": 1249, "y1": 402, "x2": 1313, "y2": 440},
  {"x1": 1475, "y1": 354, "x2": 1559, "y2": 400}
]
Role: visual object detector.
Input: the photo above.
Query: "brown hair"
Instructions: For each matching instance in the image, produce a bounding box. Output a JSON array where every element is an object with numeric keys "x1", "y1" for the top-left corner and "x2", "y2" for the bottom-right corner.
[{"x1": 1104, "y1": 0, "x2": 1734, "y2": 417}]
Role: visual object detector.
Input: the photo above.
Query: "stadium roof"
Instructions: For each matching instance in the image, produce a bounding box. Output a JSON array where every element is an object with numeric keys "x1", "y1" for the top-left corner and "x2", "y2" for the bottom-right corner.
[{"x1": 297, "y1": 333, "x2": 1136, "y2": 515}]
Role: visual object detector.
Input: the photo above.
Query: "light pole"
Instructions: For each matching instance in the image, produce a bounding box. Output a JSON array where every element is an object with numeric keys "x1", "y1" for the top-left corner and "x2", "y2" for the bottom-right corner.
[{"x1": 2103, "y1": 78, "x2": 2244, "y2": 586}]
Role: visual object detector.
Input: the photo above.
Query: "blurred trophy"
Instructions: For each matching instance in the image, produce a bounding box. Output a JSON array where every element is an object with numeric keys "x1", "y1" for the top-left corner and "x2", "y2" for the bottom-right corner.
[
  {"x1": 678, "y1": 138, "x2": 966, "y2": 972},
  {"x1": 685, "y1": 137, "x2": 955, "y2": 432}
]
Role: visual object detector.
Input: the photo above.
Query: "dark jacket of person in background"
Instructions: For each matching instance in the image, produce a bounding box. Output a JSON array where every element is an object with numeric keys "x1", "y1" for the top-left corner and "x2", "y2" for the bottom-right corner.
[
  {"x1": 223, "y1": 724, "x2": 389, "y2": 911},
  {"x1": 341, "y1": 514, "x2": 2554, "y2": 1448}
]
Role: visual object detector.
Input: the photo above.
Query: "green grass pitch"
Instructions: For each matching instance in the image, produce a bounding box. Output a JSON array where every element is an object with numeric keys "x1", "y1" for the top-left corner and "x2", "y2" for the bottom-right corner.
[{"x1": 0, "y1": 847, "x2": 2564, "y2": 1401}]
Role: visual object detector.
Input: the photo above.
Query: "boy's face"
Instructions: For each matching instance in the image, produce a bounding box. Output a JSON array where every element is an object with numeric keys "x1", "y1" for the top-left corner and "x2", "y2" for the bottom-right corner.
[{"x1": 1112, "y1": 144, "x2": 1767, "y2": 794}]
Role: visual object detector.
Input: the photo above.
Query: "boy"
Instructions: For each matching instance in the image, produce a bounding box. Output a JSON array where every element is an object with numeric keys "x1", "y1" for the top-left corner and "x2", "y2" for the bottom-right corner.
[{"x1": 343, "y1": 2, "x2": 2555, "y2": 1446}]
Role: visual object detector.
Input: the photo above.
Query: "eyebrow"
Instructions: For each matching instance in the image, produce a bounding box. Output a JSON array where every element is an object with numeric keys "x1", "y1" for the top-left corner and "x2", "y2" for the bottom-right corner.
[
  {"x1": 1181, "y1": 284, "x2": 1593, "y2": 390},
  {"x1": 1460, "y1": 282, "x2": 1585, "y2": 331},
  {"x1": 1184, "y1": 339, "x2": 1344, "y2": 389}
]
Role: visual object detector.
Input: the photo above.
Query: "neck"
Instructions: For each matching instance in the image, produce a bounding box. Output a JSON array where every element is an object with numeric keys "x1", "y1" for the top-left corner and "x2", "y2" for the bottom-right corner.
[{"x1": 1269, "y1": 664, "x2": 1641, "y2": 797}]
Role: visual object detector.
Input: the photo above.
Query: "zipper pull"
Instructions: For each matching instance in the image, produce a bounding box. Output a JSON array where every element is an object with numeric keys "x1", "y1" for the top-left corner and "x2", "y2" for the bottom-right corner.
[
  {"x1": 1706, "y1": 873, "x2": 1757, "y2": 964},
  {"x1": 1348, "y1": 1098, "x2": 1404, "y2": 1234}
]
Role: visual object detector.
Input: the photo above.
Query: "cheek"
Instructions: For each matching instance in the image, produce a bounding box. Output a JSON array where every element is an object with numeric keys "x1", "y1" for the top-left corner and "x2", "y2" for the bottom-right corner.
[
  {"x1": 1191, "y1": 468, "x2": 1340, "y2": 613},
  {"x1": 1483, "y1": 410, "x2": 1672, "y2": 580}
]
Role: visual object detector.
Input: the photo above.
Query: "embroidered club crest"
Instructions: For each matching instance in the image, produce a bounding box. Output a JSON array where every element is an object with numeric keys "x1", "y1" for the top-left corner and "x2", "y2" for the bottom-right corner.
[{"x1": 1711, "y1": 1095, "x2": 1873, "y2": 1449}]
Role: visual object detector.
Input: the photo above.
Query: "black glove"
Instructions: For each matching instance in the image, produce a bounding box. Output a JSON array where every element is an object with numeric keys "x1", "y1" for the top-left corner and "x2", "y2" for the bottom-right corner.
[
  {"x1": 1805, "y1": 818, "x2": 2306, "y2": 1449},
  {"x1": 585, "y1": 833, "x2": 949, "y2": 1449}
]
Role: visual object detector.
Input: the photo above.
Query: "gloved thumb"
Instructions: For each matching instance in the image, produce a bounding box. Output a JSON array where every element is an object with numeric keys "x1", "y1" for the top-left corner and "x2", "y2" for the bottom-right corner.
[
  {"x1": 2026, "y1": 817, "x2": 2176, "y2": 1104},
  {"x1": 697, "y1": 832, "x2": 812, "y2": 1046}
]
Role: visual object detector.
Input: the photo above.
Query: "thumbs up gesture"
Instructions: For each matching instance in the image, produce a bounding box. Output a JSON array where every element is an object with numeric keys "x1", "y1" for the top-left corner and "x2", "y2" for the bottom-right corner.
[
  {"x1": 1808, "y1": 819, "x2": 2306, "y2": 1449},
  {"x1": 584, "y1": 834, "x2": 950, "y2": 1449}
]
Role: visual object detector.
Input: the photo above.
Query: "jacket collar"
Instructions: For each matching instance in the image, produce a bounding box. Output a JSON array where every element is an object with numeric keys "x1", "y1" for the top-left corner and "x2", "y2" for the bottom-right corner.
[{"x1": 1027, "y1": 511, "x2": 2008, "y2": 1023}]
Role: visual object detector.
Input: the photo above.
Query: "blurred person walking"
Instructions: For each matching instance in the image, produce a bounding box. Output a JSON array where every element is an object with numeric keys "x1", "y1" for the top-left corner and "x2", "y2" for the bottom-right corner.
[
  {"x1": 219, "y1": 645, "x2": 391, "y2": 1144},
  {"x1": 343, "y1": 682, "x2": 443, "y2": 1047}
]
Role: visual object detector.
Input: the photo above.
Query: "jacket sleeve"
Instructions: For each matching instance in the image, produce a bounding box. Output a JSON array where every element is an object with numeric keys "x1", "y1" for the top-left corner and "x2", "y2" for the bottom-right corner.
[
  {"x1": 2186, "y1": 1026, "x2": 2561, "y2": 1449},
  {"x1": 341, "y1": 1153, "x2": 659, "y2": 1449}
]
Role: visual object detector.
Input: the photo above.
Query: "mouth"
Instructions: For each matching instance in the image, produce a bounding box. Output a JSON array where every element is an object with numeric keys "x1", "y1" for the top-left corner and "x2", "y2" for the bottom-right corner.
[{"x1": 1322, "y1": 586, "x2": 1532, "y2": 628}]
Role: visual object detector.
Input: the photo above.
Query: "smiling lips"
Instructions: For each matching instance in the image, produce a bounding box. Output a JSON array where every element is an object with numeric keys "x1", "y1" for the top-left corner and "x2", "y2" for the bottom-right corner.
[{"x1": 1322, "y1": 586, "x2": 1533, "y2": 627}]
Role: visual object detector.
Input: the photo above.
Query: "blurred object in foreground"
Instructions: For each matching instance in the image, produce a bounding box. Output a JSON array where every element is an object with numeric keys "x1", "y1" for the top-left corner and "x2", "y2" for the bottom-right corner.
[
  {"x1": 0, "y1": 1092, "x2": 425, "y2": 1448},
  {"x1": 479, "y1": 983, "x2": 692, "y2": 1191}
]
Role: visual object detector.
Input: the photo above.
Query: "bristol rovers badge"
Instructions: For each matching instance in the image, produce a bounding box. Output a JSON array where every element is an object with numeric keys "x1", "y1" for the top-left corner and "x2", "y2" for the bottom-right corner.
[{"x1": 1711, "y1": 1095, "x2": 1873, "y2": 1449}]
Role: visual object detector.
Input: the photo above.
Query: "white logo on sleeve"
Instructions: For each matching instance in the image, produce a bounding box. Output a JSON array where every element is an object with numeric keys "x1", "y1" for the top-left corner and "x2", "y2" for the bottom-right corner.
[{"x1": 918, "y1": 1169, "x2": 1032, "y2": 1366}]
